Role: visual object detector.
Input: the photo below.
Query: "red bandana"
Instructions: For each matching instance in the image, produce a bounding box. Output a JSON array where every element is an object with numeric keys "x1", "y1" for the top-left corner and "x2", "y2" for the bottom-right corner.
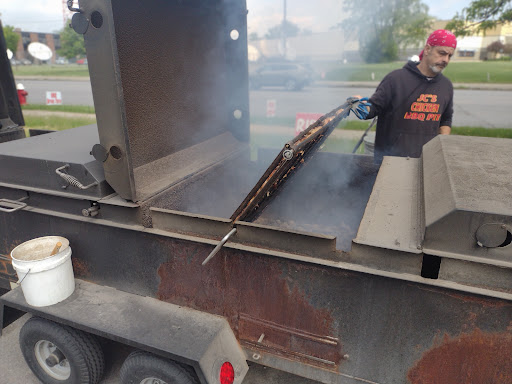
[{"x1": 419, "y1": 29, "x2": 457, "y2": 60}]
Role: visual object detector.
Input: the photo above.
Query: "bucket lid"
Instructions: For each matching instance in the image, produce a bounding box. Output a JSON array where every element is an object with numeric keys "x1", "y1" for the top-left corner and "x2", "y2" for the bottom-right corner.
[{"x1": 11, "y1": 236, "x2": 70, "y2": 262}]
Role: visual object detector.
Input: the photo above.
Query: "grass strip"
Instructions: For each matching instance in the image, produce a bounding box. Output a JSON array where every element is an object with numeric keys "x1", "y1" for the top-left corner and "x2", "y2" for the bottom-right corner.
[
  {"x1": 12, "y1": 61, "x2": 512, "y2": 84},
  {"x1": 22, "y1": 104, "x2": 95, "y2": 114},
  {"x1": 12, "y1": 64, "x2": 90, "y2": 77},
  {"x1": 323, "y1": 61, "x2": 512, "y2": 83},
  {"x1": 24, "y1": 115, "x2": 96, "y2": 132}
]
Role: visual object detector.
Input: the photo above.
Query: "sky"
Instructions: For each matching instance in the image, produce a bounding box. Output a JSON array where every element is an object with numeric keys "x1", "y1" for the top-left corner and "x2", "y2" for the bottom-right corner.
[{"x1": 0, "y1": 0, "x2": 473, "y2": 34}]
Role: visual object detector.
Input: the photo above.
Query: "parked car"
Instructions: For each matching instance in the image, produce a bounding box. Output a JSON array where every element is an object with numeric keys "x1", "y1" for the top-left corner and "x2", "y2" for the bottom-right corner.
[
  {"x1": 10, "y1": 58, "x2": 31, "y2": 65},
  {"x1": 249, "y1": 62, "x2": 313, "y2": 91},
  {"x1": 55, "y1": 57, "x2": 69, "y2": 65},
  {"x1": 76, "y1": 58, "x2": 88, "y2": 65}
]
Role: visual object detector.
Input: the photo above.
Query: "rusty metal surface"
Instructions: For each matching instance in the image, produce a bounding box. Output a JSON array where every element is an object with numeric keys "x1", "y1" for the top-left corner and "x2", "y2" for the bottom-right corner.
[
  {"x1": 0, "y1": 255, "x2": 16, "y2": 289},
  {"x1": 156, "y1": 244, "x2": 344, "y2": 371},
  {"x1": 1, "y1": 211, "x2": 512, "y2": 383},
  {"x1": 408, "y1": 328, "x2": 512, "y2": 384}
]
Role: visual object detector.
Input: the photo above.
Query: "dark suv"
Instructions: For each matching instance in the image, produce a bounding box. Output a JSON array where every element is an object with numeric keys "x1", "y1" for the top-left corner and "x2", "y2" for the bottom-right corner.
[{"x1": 249, "y1": 62, "x2": 313, "y2": 91}]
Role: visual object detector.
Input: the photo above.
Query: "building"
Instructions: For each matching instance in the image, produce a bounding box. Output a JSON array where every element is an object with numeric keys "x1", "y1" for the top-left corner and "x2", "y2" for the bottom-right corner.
[
  {"x1": 249, "y1": 20, "x2": 512, "y2": 64},
  {"x1": 14, "y1": 29, "x2": 61, "y2": 64},
  {"x1": 454, "y1": 23, "x2": 512, "y2": 61}
]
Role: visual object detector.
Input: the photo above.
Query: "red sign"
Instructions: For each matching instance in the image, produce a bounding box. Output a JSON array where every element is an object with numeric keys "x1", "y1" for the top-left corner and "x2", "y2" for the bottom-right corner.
[
  {"x1": 46, "y1": 91, "x2": 62, "y2": 105},
  {"x1": 266, "y1": 99, "x2": 276, "y2": 117},
  {"x1": 295, "y1": 113, "x2": 323, "y2": 136}
]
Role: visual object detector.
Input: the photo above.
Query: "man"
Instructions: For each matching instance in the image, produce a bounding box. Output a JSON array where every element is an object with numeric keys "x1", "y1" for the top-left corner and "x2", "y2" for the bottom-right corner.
[{"x1": 364, "y1": 30, "x2": 457, "y2": 162}]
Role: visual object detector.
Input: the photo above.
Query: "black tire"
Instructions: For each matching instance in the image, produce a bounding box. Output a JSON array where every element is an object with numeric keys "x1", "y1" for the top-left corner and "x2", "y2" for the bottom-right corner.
[
  {"x1": 19, "y1": 317, "x2": 105, "y2": 384},
  {"x1": 120, "y1": 351, "x2": 199, "y2": 384}
]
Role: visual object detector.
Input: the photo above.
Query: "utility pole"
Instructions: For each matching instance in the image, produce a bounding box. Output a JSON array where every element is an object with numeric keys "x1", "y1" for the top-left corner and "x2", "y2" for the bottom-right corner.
[{"x1": 281, "y1": 0, "x2": 287, "y2": 59}]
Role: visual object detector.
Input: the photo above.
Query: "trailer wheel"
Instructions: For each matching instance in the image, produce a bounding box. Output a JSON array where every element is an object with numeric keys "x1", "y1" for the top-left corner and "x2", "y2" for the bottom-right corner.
[
  {"x1": 120, "y1": 351, "x2": 199, "y2": 384},
  {"x1": 19, "y1": 317, "x2": 105, "y2": 384}
]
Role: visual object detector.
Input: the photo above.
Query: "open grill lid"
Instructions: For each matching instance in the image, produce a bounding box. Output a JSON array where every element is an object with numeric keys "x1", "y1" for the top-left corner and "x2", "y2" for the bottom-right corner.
[
  {"x1": 231, "y1": 100, "x2": 354, "y2": 223},
  {"x1": 76, "y1": 0, "x2": 250, "y2": 202}
]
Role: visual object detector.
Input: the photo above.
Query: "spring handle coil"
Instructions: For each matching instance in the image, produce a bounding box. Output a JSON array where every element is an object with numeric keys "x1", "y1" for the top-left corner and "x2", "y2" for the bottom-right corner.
[{"x1": 56, "y1": 165, "x2": 98, "y2": 190}]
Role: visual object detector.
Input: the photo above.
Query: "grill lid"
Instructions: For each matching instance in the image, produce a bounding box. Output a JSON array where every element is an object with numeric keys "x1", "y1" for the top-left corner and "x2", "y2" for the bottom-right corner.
[{"x1": 78, "y1": 0, "x2": 250, "y2": 202}]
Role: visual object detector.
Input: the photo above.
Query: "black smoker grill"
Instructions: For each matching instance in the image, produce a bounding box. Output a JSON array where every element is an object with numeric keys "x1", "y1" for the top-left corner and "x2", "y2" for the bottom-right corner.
[{"x1": 1, "y1": 1, "x2": 511, "y2": 384}]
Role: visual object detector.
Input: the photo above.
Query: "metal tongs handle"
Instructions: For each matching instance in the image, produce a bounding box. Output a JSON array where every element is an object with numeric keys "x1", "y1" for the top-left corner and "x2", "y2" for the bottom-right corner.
[{"x1": 202, "y1": 228, "x2": 237, "y2": 266}]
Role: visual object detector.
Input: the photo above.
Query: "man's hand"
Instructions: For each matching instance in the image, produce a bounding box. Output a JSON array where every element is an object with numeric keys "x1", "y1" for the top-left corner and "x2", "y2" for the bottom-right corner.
[
  {"x1": 439, "y1": 125, "x2": 451, "y2": 135},
  {"x1": 348, "y1": 96, "x2": 371, "y2": 119}
]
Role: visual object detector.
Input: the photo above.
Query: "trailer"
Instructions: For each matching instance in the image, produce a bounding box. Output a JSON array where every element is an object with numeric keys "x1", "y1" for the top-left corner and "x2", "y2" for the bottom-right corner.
[{"x1": 1, "y1": 1, "x2": 512, "y2": 383}]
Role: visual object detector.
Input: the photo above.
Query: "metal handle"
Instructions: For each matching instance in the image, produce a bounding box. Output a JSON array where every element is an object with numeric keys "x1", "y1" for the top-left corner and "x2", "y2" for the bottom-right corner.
[
  {"x1": 67, "y1": 0, "x2": 82, "y2": 12},
  {"x1": 202, "y1": 228, "x2": 237, "y2": 266},
  {"x1": 0, "y1": 197, "x2": 28, "y2": 213},
  {"x1": 16, "y1": 269, "x2": 32, "y2": 285},
  {"x1": 56, "y1": 164, "x2": 98, "y2": 190},
  {"x1": 352, "y1": 117, "x2": 377, "y2": 154}
]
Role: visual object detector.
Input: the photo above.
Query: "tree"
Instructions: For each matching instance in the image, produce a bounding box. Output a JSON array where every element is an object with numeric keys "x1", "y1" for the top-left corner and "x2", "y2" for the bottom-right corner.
[
  {"x1": 2, "y1": 25, "x2": 20, "y2": 53},
  {"x1": 341, "y1": 0, "x2": 433, "y2": 63},
  {"x1": 487, "y1": 40, "x2": 505, "y2": 53},
  {"x1": 446, "y1": 0, "x2": 512, "y2": 36},
  {"x1": 57, "y1": 24, "x2": 86, "y2": 59},
  {"x1": 486, "y1": 40, "x2": 505, "y2": 59},
  {"x1": 265, "y1": 20, "x2": 300, "y2": 39}
]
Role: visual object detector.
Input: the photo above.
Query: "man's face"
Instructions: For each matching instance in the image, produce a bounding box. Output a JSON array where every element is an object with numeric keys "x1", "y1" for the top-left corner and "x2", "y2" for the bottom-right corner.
[{"x1": 423, "y1": 45, "x2": 455, "y2": 74}]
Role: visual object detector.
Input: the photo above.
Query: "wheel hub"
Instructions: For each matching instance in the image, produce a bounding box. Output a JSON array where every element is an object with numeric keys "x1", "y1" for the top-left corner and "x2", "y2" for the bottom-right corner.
[{"x1": 34, "y1": 340, "x2": 71, "y2": 380}]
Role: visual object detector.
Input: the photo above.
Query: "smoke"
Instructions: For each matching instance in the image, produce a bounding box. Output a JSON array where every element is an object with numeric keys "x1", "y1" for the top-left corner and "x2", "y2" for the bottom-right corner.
[
  {"x1": 253, "y1": 151, "x2": 379, "y2": 251},
  {"x1": 102, "y1": 0, "x2": 380, "y2": 246}
]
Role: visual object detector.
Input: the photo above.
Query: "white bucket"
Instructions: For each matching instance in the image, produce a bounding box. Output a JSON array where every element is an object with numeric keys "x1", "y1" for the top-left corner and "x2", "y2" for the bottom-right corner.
[{"x1": 10, "y1": 236, "x2": 75, "y2": 307}]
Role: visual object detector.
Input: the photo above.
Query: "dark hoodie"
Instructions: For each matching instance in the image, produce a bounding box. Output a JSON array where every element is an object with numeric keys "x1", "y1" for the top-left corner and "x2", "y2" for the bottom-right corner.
[{"x1": 367, "y1": 61, "x2": 453, "y2": 162}]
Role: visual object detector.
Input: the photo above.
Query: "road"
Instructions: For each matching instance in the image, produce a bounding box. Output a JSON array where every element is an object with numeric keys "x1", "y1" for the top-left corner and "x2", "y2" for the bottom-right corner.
[
  {"x1": 19, "y1": 79, "x2": 512, "y2": 129},
  {"x1": 1, "y1": 314, "x2": 317, "y2": 384}
]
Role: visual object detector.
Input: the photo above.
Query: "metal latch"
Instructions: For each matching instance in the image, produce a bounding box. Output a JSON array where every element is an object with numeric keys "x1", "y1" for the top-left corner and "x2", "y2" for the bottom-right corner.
[{"x1": 0, "y1": 197, "x2": 28, "y2": 213}]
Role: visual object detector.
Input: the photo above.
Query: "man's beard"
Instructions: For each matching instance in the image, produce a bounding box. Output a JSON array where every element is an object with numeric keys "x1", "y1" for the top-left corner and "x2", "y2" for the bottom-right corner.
[{"x1": 429, "y1": 63, "x2": 445, "y2": 74}]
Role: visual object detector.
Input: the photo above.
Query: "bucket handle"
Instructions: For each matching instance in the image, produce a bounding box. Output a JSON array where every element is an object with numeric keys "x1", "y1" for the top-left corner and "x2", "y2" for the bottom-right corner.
[
  {"x1": 16, "y1": 268, "x2": 32, "y2": 285},
  {"x1": 0, "y1": 197, "x2": 28, "y2": 213}
]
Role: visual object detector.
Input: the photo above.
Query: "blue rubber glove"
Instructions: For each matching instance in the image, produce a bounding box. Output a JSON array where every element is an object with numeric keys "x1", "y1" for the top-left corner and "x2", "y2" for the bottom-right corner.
[{"x1": 347, "y1": 97, "x2": 371, "y2": 120}]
